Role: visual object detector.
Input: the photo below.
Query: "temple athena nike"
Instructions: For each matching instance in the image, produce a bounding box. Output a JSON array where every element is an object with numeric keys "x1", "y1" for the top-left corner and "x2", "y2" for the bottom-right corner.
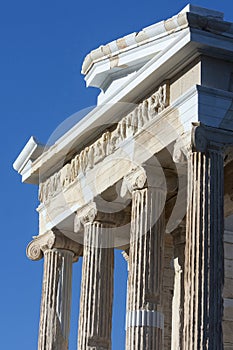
[{"x1": 14, "y1": 4, "x2": 233, "y2": 349}]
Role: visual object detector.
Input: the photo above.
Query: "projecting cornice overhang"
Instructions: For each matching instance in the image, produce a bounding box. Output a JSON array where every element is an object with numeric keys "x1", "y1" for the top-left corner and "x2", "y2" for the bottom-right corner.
[
  {"x1": 13, "y1": 137, "x2": 48, "y2": 183},
  {"x1": 82, "y1": 4, "x2": 227, "y2": 93},
  {"x1": 14, "y1": 5, "x2": 233, "y2": 185},
  {"x1": 82, "y1": 5, "x2": 224, "y2": 74}
]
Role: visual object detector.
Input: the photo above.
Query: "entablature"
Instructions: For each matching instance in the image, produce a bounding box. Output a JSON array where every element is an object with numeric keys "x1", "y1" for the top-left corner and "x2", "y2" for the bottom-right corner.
[
  {"x1": 13, "y1": 5, "x2": 233, "y2": 239},
  {"x1": 14, "y1": 5, "x2": 233, "y2": 186}
]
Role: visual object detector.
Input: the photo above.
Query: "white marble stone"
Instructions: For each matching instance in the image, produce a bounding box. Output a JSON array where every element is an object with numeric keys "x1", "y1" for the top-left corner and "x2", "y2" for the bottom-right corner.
[{"x1": 13, "y1": 5, "x2": 233, "y2": 350}]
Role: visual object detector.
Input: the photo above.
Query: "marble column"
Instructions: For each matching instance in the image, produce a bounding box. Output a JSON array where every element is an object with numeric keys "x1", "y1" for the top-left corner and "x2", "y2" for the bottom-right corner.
[
  {"x1": 171, "y1": 223, "x2": 185, "y2": 350},
  {"x1": 77, "y1": 203, "x2": 114, "y2": 350},
  {"x1": 181, "y1": 126, "x2": 225, "y2": 349},
  {"x1": 122, "y1": 166, "x2": 166, "y2": 350},
  {"x1": 27, "y1": 229, "x2": 82, "y2": 350}
]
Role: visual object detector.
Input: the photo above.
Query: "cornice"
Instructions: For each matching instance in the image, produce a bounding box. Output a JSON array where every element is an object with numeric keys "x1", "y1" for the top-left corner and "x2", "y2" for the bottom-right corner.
[
  {"x1": 82, "y1": 12, "x2": 189, "y2": 76},
  {"x1": 82, "y1": 6, "x2": 225, "y2": 76},
  {"x1": 14, "y1": 7, "x2": 233, "y2": 185}
]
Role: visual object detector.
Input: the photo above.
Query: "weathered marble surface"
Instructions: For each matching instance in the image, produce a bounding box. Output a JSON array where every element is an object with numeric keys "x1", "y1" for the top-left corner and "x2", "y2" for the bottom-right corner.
[
  {"x1": 39, "y1": 83, "x2": 169, "y2": 203},
  {"x1": 77, "y1": 204, "x2": 114, "y2": 350},
  {"x1": 27, "y1": 231, "x2": 82, "y2": 350},
  {"x1": 13, "y1": 5, "x2": 233, "y2": 350}
]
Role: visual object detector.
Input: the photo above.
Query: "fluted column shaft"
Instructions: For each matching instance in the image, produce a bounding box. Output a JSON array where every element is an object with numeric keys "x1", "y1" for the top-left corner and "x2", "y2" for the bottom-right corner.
[
  {"x1": 126, "y1": 186, "x2": 165, "y2": 350},
  {"x1": 171, "y1": 225, "x2": 185, "y2": 350},
  {"x1": 183, "y1": 146, "x2": 224, "y2": 349},
  {"x1": 78, "y1": 221, "x2": 114, "y2": 350},
  {"x1": 38, "y1": 249, "x2": 73, "y2": 350},
  {"x1": 26, "y1": 230, "x2": 82, "y2": 350}
]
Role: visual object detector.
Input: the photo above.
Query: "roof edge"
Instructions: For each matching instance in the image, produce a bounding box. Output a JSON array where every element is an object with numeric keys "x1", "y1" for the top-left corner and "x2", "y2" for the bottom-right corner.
[
  {"x1": 13, "y1": 136, "x2": 47, "y2": 176},
  {"x1": 81, "y1": 4, "x2": 224, "y2": 76}
]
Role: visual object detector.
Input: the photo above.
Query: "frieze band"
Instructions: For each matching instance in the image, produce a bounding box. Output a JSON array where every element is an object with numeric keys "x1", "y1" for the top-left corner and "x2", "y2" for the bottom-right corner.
[{"x1": 39, "y1": 83, "x2": 169, "y2": 203}]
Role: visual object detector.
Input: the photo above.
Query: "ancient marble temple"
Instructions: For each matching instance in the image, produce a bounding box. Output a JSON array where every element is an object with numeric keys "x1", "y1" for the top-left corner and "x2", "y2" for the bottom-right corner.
[{"x1": 14, "y1": 4, "x2": 233, "y2": 350}]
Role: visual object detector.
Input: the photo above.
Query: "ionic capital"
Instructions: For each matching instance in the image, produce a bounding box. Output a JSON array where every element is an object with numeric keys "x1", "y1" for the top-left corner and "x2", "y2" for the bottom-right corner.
[
  {"x1": 74, "y1": 202, "x2": 97, "y2": 233},
  {"x1": 26, "y1": 229, "x2": 83, "y2": 261},
  {"x1": 191, "y1": 123, "x2": 209, "y2": 152},
  {"x1": 121, "y1": 165, "x2": 167, "y2": 198},
  {"x1": 74, "y1": 201, "x2": 129, "y2": 233},
  {"x1": 192, "y1": 122, "x2": 233, "y2": 155},
  {"x1": 120, "y1": 166, "x2": 147, "y2": 197},
  {"x1": 173, "y1": 133, "x2": 192, "y2": 164},
  {"x1": 173, "y1": 123, "x2": 231, "y2": 164}
]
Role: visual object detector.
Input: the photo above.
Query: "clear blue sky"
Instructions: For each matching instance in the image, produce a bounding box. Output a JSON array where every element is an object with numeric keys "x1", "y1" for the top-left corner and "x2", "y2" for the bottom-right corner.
[{"x1": 1, "y1": 0, "x2": 232, "y2": 349}]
